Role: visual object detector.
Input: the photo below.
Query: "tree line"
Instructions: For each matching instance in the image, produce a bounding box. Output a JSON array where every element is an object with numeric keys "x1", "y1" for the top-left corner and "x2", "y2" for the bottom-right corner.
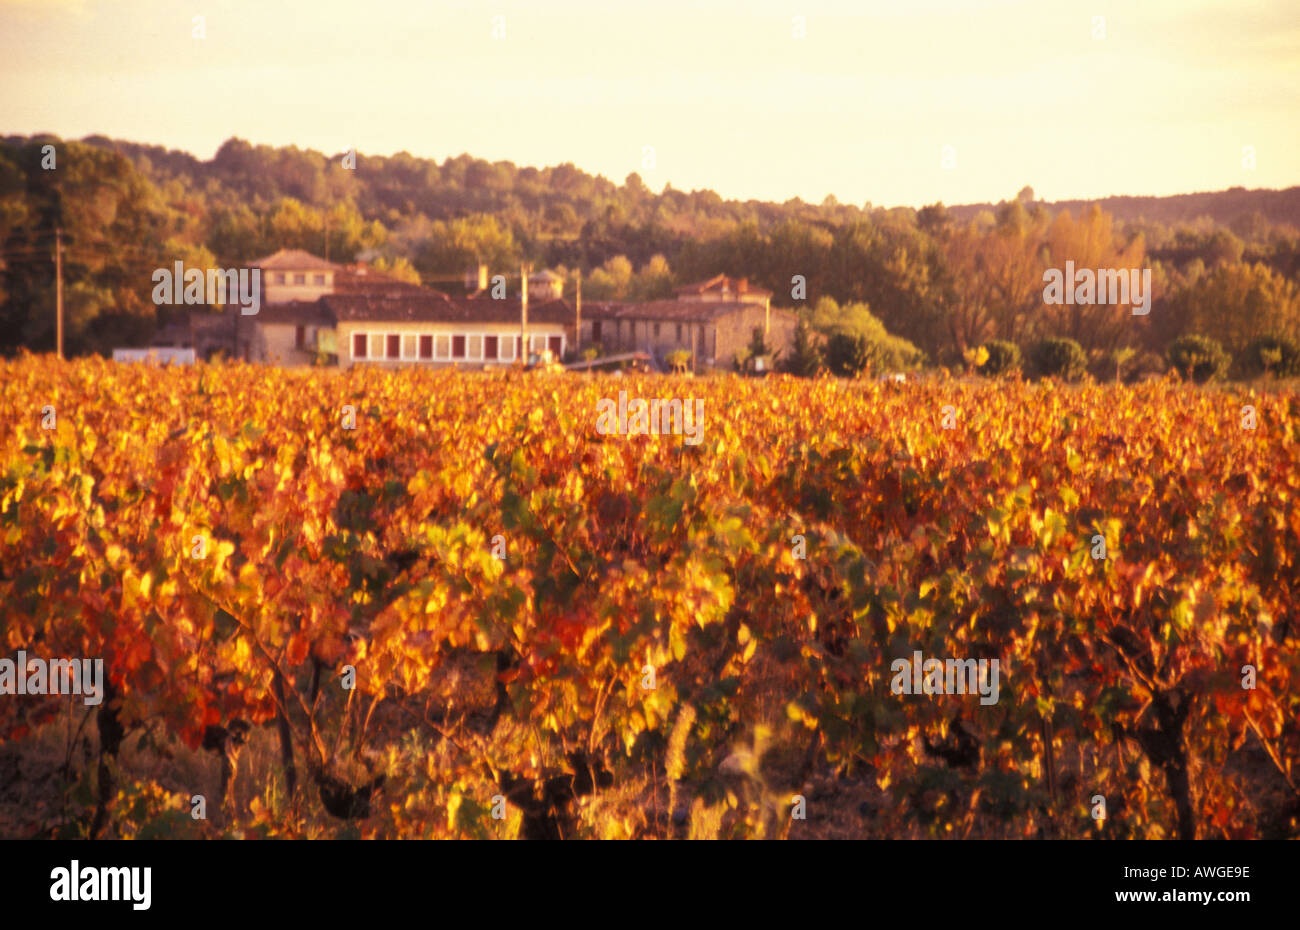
[{"x1": 2, "y1": 135, "x2": 1298, "y2": 371}]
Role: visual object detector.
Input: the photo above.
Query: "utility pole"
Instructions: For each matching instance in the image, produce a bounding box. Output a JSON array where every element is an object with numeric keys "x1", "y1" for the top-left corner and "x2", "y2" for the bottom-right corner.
[
  {"x1": 54, "y1": 227, "x2": 63, "y2": 359},
  {"x1": 575, "y1": 269, "x2": 582, "y2": 354},
  {"x1": 520, "y1": 263, "x2": 529, "y2": 364}
]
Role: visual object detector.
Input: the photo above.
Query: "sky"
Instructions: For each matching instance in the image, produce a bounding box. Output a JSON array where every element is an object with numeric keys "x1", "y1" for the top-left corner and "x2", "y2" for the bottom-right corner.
[{"x1": 1, "y1": 0, "x2": 1297, "y2": 208}]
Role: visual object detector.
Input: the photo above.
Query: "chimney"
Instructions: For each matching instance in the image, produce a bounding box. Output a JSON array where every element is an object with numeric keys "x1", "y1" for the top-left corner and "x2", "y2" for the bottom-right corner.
[
  {"x1": 466, "y1": 264, "x2": 489, "y2": 292},
  {"x1": 520, "y1": 264, "x2": 528, "y2": 362}
]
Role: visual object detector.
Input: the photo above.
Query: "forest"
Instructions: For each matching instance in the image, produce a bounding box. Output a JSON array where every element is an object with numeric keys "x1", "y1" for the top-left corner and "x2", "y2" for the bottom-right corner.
[{"x1": 2, "y1": 134, "x2": 1299, "y2": 377}]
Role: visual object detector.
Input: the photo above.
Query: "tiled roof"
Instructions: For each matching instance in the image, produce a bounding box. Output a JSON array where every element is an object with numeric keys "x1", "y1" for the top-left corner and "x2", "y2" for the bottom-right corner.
[
  {"x1": 581, "y1": 299, "x2": 760, "y2": 322},
  {"x1": 334, "y1": 265, "x2": 444, "y2": 298},
  {"x1": 323, "y1": 294, "x2": 575, "y2": 325},
  {"x1": 674, "y1": 274, "x2": 772, "y2": 298},
  {"x1": 251, "y1": 249, "x2": 343, "y2": 272},
  {"x1": 254, "y1": 301, "x2": 335, "y2": 326}
]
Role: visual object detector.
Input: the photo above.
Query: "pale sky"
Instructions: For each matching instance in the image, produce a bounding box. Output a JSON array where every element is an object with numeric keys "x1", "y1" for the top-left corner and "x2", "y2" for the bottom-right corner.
[{"x1": 1, "y1": 0, "x2": 1297, "y2": 207}]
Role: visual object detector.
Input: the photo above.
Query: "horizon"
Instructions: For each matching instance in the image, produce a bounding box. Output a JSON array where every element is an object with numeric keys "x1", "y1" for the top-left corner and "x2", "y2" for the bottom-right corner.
[
  {"x1": 2, "y1": 0, "x2": 1297, "y2": 208},
  {"x1": 9, "y1": 130, "x2": 1300, "y2": 213}
]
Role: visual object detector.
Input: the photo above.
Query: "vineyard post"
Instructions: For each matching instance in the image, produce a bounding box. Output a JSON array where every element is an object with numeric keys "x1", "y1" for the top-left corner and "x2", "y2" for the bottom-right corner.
[{"x1": 54, "y1": 226, "x2": 63, "y2": 359}]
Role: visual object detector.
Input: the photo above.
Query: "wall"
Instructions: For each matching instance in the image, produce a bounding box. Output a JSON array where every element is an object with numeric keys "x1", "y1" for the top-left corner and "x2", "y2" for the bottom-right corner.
[
  {"x1": 253, "y1": 323, "x2": 318, "y2": 366},
  {"x1": 335, "y1": 320, "x2": 567, "y2": 370},
  {"x1": 263, "y1": 271, "x2": 335, "y2": 305},
  {"x1": 713, "y1": 305, "x2": 793, "y2": 369}
]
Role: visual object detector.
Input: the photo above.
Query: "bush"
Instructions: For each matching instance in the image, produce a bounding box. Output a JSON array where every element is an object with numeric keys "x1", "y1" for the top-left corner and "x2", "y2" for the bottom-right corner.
[
  {"x1": 1027, "y1": 338, "x2": 1087, "y2": 382},
  {"x1": 1236, "y1": 335, "x2": 1300, "y2": 379},
  {"x1": 824, "y1": 331, "x2": 924, "y2": 378},
  {"x1": 810, "y1": 297, "x2": 925, "y2": 377},
  {"x1": 978, "y1": 340, "x2": 1021, "y2": 377},
  {"x1": 824, "y1": 333, "x2": 870, "y2": 377},
  {"x1": 1168, "y1": 334, "x2": 1231, "y2": 383}
]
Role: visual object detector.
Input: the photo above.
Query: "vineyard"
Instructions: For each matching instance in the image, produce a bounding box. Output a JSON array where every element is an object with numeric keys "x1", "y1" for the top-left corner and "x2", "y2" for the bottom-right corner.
[{"x1": 1, "y1": 355, "x2": 1298, "y2": 840}]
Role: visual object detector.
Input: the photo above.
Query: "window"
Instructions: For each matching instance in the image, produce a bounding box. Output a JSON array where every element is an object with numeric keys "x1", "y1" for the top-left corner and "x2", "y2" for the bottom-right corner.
[
  {"x1": 403, "y1": 333, "x2": 417, "y2": 358},
  {"x1": 386, "y1": 334, "x2": 401, "y2": 359},
  {"x1": 591, "y1": 321, "x2": 602, "y2": 342},
  {"x1": 452, "y1": 335, "x2": 466, "y2": 359},
  {"x1": 436, "y1": 334, "x2": 451, "y2": 359},
  {"x1": 313, "y1": 274, "x2": 326, "y2": 285},
  {"x1": 352, "y1": 332, "x2": 367, "y2": 358},
  {"x1": 531, "y1": 334, "x2": 547, "y2": 353},
  {"x1": 419, "y1": 335, "x2": 433, "y2": 360},
  {"x1": 468, "y1": 334, "x2": 483, "y2": 359},
  {"x1": 653, "y1": 322, "x2": 660, "y2": 338},
  {"x1": 501, "y1": 335, "x2": 515, "y2": 361},
  {"x1": 294, "y1": 273, "x2": 306, "y2": 285},
  {"x1": 295, "y1": 325, "x2": 306, "y2": 349},
  {"x1": 676, "y1": 323, "x2": 683, "y2": 341},
  {"x1": 484, "y1": 335, "x2": 499, "y2": 360},
  {"x1": 369, "y1": 333, "x2": 383, "y2": 358}
]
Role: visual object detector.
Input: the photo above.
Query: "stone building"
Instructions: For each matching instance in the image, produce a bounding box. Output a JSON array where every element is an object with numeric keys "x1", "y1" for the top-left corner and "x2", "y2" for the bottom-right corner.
[{"x1": 577, "y1": 275, "x2": 796, "y2": 370}]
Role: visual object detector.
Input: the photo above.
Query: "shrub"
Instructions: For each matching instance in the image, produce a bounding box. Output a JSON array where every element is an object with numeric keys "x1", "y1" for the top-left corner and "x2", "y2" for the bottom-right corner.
[
  {"x1": 1236, "y1": 335, "x2": 1300, "y2": 379},
  {"x1": 824, "y1": 332, "x2": 870, "y2": 377},
  {"x1": 978, "y1": 340, "x2": 1021, "y2": 377},
  {"x1": 1027, "y1": 338, "x2": 1087, "y2": 382},
  {"x1": 1168, "y1": 334, "x2": 1231, "y2": 383},
  {"x1": 665, "y1": 349, "x2": 691, "y2": 373},
  {"x1": 810, "y1": 297, "x2": 925, "y2": 377},
  {"x1": 824, "y1": 331, "x2": 924, "y2": 378}
]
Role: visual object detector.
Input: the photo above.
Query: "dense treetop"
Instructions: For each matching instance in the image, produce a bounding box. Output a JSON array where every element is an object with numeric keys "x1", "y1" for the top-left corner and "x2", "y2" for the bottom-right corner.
[{"x1": 2, "y1": 134, "x2": 1298, "y2": 363}]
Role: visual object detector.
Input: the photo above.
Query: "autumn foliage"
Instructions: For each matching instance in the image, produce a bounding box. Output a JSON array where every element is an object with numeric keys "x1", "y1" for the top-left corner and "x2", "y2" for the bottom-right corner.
[{"x1": 1, "y1": 356, "x2": 1297, "y2": 839}]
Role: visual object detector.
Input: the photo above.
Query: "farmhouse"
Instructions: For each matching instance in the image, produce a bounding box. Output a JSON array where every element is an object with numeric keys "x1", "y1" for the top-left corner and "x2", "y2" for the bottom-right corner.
[
  {"x1": 256, "y1": 248, "x2": 339, "y2": 304},
  {"x1": 147, "y1": 254, "x2": 796, "y2": 371},
  {"x1": 331, "y1": 292, "x2": 570, "y2": 370},
  {"x1": 579, "y1": 275, "x2": 797, "y2": 369}
]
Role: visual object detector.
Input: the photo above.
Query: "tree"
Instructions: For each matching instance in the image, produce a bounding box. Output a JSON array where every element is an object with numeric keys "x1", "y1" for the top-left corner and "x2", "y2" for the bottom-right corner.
[
  {"x1": 1110, "y1": 346, "x2": 1137, "y2": 383},
  {"x1": 1164, "y1": 262, "x2": 1300, "y2": 354},
  {"x1": 783, "y1": 318, "x2": 823, "y2": 377},
  {"x1": 824, "y1": 332, "x2": 871, "y2": 377},
  {"x1": 1027, "y1": 338, "x2": 1088, "y2": 382},
  {"x1": 584, "y1": 255, "x2": 634, "y2": 299},
  {"x1": 979, "y1": 340, "x2": 1021, "y2": 377},
  {"x1": 1237, "y1": 335, "x2": 1300, "y2": 379},
  {"x1": 1168, "y1": 334, "x2": 1230, "y2": 383}
]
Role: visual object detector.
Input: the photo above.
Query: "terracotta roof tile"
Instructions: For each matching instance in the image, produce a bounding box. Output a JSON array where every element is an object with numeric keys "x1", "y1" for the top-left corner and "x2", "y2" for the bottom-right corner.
[
  {"x1": 581, "y1": 299, "x2": 759, "y2": 322},
  {"x1": 253, "y1": 301, "x2": 335, "y2": 326},
  {"x1": 251, "y1": 249, "x2": 343, "y2": 272},
  {"x1": 323, "y1": 294, "x2": 575, "y2": 325}
]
